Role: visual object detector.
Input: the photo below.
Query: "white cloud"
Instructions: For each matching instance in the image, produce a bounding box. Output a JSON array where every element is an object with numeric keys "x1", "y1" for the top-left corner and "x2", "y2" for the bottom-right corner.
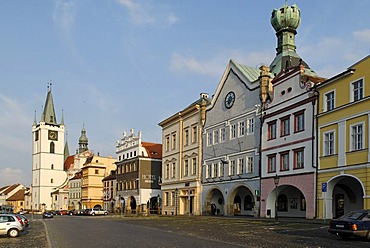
[
  {"x1": 116, "y1": 0, "x2": 178, "y2": 27},
  {"x1": 353, "y1": 28, "x2": 370, "y2": 43},
  {"x1": 53, "y1": 0, "x2": 76, "y2": 31},
  {"x1": 169, "y1": 50, "x2": 273, "y2": 78},
  {"x1": 0, "y1": 167, "x2": 27, "y2": 186}
]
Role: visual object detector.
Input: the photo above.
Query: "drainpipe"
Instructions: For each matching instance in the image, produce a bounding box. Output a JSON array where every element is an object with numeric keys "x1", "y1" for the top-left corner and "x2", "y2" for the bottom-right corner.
[{"x1": 310, "y1": 89, "x2": 319, "y2": 219}]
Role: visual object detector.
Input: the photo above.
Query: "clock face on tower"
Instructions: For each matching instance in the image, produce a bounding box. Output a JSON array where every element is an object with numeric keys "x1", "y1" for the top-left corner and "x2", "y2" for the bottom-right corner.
[
  {"x1": 48, "y1": 130, "x2": 58, "y2": 141},
  {"x1": 225, "y1": 91, "x2": 235, "y2": 109}
]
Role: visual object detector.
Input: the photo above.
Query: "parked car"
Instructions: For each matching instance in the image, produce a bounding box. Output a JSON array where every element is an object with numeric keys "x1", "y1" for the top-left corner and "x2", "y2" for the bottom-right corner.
[
  {"x1": 328, "y1": 209, "x2": 370, "y2": 240},
  {"x1": 59, "y1": 210, "x2": 68, "y2": 215},
  {"x1": 88, "y1": 208, "x2": 108, "y2": 216},
  {"x1": 0, "y1": 213, "x2": 24, "y2": 237},
  {"x1": 15, "y1": 214, "x2": 29, "y2": 227},
  {"x1": 42, "y1": 211, "x2": 54, "y2": 219}
]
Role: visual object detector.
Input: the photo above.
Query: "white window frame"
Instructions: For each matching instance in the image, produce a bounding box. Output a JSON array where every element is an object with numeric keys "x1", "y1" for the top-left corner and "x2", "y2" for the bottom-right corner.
[
  {"x1": 247, "y1": 118, "x2": 254, "y2": 134},
  {"x1": 213, "y1": 163, "x2": 218, "y2": 178},
  {"x1": 207, "y1": 132, "x2": 213, "y2": 146},
  {"x1": 238, "y1": 121, "x2": 245, "y2": 137},
  {"x1": 219, "y1": 162, "x2": 224, "y2": 177},
  {"x1": 323, "y1": 130, "x2": 335, "y2": 156},
  {"x1": 237, "y1": 158, "x2": 244, "y2": 174},
  {"x1": 350, "y1": 122, "x2": 364, "y2": 151},
  {"x1": 230, "y1": 123, "x2": 237, "y2": 139},
  {"x1": 350, "y1": 78, "x2": 364, "y2": 102},
  {"x1": 220, "y1": 127, "x2": 226, "y2": 143},
  {"x1": 247, "y1": 156, "x2": 254, "y2": 173},
  {"x1": 213, "y1": 130, "x2": 219, "y2": 144},
  {"x1": 229, "y1": 160, "x2": 235, "y2": 176},
  {"x1": 324, "y1": 90, "x2": 335, "y2": 112}
]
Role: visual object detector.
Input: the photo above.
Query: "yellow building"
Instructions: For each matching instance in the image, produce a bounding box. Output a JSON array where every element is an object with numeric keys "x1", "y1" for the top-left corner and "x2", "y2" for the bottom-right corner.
[
  {"x1": 81, "y1": 154, "x2": 116, "y2": 209},
  {"x1": 316, "y1": 55, "x2": 370, "y2": 219}
]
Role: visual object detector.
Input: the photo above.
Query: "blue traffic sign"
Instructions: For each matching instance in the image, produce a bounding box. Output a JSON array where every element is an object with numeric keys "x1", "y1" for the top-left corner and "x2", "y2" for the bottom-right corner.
[{"x1": 322, "y1": 182, "x2": 327, "y2": 192}]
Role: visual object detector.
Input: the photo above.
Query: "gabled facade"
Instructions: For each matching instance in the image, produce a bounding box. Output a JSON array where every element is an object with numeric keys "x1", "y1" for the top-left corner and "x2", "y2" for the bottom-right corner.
[
  {"x1": 158, "y1": 93, "x2": 209, "y2": 216},
  {"x1": 115, "y1": 130, "x2": 162, "y2": 214},
  {"x1": 81, "y1": 154, "x2": 116, "y2": 209},
  {"x1": 68, "y1": 171, "x2": 82, "y2": 210},
  {"x1": 259, "y1": 3, "x2": 325, "y2": 219},
  {"x1": 316, "y1": 55, "x2": 370, "y2": 219},
  {"x1": 102, "y1": 170, "x2": 116, "y2": 212},
  {"x1": 32, "y1": 86, "x2": 67, "y2": 211},
  {"x1": 202, "y1": 60, "x2": 261, "y2": 216}
]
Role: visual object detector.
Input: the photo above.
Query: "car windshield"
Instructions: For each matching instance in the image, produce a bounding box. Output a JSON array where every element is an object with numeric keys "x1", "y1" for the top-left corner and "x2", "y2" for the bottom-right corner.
[{"x1": 339, "y1": 211, "x2": 368, "y2": 220}]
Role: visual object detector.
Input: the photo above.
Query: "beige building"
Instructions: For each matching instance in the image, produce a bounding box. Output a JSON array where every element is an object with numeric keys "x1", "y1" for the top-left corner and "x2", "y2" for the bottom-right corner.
[
  {"x1": 158, "y1": 93, "x2": 210, "y2": 215},
  {"x1": 81, "y1": 154, "x2": 116, "y2": 209}
]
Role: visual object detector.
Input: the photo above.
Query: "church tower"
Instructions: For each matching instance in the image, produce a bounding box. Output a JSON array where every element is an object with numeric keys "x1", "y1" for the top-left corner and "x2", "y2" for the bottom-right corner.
[
  {"x1": 32, "y1": 85, "x2": 67, "y2": 211},
  {"x1": 78, "y1": 124, "x2": 89, "y2": 153}
]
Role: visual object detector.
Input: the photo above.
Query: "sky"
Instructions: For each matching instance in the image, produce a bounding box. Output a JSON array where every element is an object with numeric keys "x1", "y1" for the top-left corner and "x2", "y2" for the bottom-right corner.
[{"x1": 0, "y1": 0, "x2": 369, "y2": 187}]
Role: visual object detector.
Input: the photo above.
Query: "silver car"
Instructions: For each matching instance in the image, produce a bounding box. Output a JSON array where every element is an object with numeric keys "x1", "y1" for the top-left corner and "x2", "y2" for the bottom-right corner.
[{"x1": 0, "y1": 213, "x2": 25, "y2": 237}]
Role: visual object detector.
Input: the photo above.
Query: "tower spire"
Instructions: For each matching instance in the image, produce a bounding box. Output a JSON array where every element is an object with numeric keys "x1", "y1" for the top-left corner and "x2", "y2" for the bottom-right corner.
[
  {"x1": 41, "y1": 82, "x2": 57, "y2": 124},
  {"x1": 78, "y1": 124, "x2": 89, "y2": 153}
]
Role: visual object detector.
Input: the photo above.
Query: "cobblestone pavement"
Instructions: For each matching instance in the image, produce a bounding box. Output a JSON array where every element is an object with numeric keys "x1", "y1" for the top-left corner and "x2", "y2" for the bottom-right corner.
[
  {"x1": 0, "y1": 219, "x2": 48, "y2": 248},
  {"x1": 1, "y1": 215, "x2": 369, "y2": 248}
]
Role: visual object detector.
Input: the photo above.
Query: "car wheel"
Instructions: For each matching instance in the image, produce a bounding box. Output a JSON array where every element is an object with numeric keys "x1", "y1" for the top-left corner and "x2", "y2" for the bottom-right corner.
[
  {"x1": 92, "y1": 213, "x2": 95, "y2": 216},
  {"x1": 8, "y1": 228, "x2": 19, "y2": 238},
  {"x1": 338, "y1": 233, "x2": 350, "y2": 240}
]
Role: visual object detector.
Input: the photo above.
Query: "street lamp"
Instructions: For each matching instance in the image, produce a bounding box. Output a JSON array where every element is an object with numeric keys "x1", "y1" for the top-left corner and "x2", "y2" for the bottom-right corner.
[
  {"x1": 157, "y1": 194, "x2": 160, "y2": 215},
  {"x1": 274, "y1": 174, "x2": 280, "y2": 221},
  {"x1": 175, "y1": 188, "x2": 178, "y2": 216}
]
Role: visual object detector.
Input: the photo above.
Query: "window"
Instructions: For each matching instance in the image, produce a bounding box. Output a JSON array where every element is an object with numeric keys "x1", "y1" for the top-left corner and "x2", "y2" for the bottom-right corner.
[
  {"x1": 172, "y1": 133, "x2": 176, "y2": 150},
  {"x1": 171, "y1": 192, "x2": 175, "y2": 206},
  {"x1": 165, "y1": 136, "x2": 170, "y2": 152},
  {"x1": 323, "y1": 131, "x2": 334, "y2": 156},
  {"x1": 247, "y1": 157, "x2": 254, "y2": 173},
  {"x1": 239, "y1": 121, "x2": 245, "y2": 137},
  {"x1": 352, "y1": 78, "x2": 364, "y2": 101},
  {"x1": 207, "y1": 164, "x2": 212, "y2": 178},
  {"x1": 220, "y1": 127, "x2": 226, "y2": 142},
  {"x1": 184, "y1": 128, "x2": 189, "y2": 146},
  {"x1": 294, "y1": 148, "x2": 304, "y2": 169},
  {"x1": 280, "y1": 116, "x2": 290, "y2": 136},
  {"x1": 238, "y1": 158, "x2": 244, "y2": 174},
  {"x1": 165, "y1": 192, "x2": 169, "y2": 206},
  {"x1": 219, "y1": 162, "x2": 224, "y2": 177},
  {"x1": 50, "y1": 142, "x2": 55, "y2": 153},
  {"x1": 268, "y1": 155, "x2": 276, "y2": 173},
  {"x1": 184, "y1": 159, "x2": 189, "y2": 176},
  {"x1": 229, "y1": 160, "x2": 235, "y2": 176},
  {"x1": 165, "y1": 164, "x2": 169, "y2": 179},
  {"x1": 207, "y1": 132, "x2": 213, "y2": 146},
  {"x1": 325, "y1": 91, "x2": 335, "y2": 111},
  {"x1": 213, "y1": 163, "x2": 218, "y2": 178},
  {"x1": 192, "y1": 126, "x2": 197, "y2": 143},
  {"x1": 172, "y1": 162, "x2": 176, "y2": 178},
  {"x1": 231, "y1": 124, "x2": 237, "y2": 139},
  {"x1": 51, "y1": 178, "x2": 54, "y2": 183},
  {"x1": 247, "y1": 118, "x2": 254, "y2": 134},
  {"x1": 280, "y1": 151, "x2": 289, "y2": 171},
  {"x1": 294, "y1": 111, "x2": 305, "y2": 133},
  {"x1": 35, "y1": 130, "x2": 39, "y2": 141},
  {"x1": 213, "y1": 130, "x2": 219, "y2": 144},
  {"x1": 351, "y1": 123, "x2": 364, "y2": 151},
  {"x1": 268, "y1": 121, "x2": 277, "y2": 140},
  {"x1": 192, "y1": 158, "x2": 196, "y2": 175},
  {"x1": 95, "y1": 169, "x2": 99, "y2": 174},
  {"x1": 51, "y1": 164, "x2": 54, "y2": 170}
]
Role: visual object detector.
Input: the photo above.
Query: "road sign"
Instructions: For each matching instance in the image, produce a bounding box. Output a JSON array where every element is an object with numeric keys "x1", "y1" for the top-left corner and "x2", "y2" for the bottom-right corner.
[{"x1": 322, "y1": 182, "x2": 327, "y2": 192}]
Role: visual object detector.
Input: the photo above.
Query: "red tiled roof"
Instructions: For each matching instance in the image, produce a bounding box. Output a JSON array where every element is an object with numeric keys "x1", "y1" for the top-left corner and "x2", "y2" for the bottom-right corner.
[
  {"x1": 64, "y1": 155, "x2": 75, "y2": 171},
  {"x1": 70, "y1": 171, "x2": 82, "y2": 180},
  {"x1": 142, "y1": 142, "x2": 162, "y2": 159},
  {"x1": 6, "y1": 188, "x2": 25, "y2": 201},
  {"x1": 2, "y1": 184, "x2": 20, "y2": 195}
]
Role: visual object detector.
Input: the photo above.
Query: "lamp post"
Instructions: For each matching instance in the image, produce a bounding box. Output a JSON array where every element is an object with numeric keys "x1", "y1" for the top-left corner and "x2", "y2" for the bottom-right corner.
[
  {"x1": 89, "y1": 198, "x2": 91, "y2": 209},
  {"x1": 157, "y1": 194, "x2": 160, "y2": 215},
  {"x1": 274, "y1": 174, "x2": 280, "y2": 221},
  {"x1": 175, "y1": 188, "x2": 178, "y2": 216}
]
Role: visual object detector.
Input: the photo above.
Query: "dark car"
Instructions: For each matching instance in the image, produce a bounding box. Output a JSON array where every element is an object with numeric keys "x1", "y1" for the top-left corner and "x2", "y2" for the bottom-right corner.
[
  {"x1": 328, "y1": 209, "x2": 370, "y2": 240},
  {"x1": 42, "y1": 211, "x2": 54, "y2": 218}
]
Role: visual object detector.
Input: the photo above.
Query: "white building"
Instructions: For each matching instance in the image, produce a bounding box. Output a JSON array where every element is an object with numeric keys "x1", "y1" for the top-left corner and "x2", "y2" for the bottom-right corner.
[{"x1": 32, "y1": 86, "x2": 68, "y2": 211}]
